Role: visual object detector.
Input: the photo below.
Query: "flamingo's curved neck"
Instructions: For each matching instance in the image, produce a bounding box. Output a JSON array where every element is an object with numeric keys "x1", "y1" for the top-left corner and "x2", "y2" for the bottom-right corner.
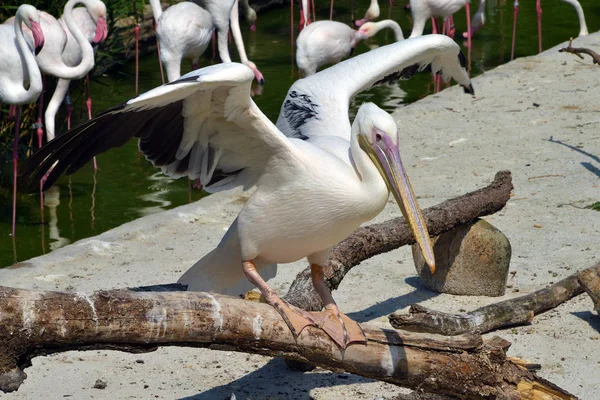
[
  {"x1": 12, "y1": 13, "x2": 42, "y2": 103},
  {"x1": 149, "y1": 0, "x2": 163, "y2": 23}
]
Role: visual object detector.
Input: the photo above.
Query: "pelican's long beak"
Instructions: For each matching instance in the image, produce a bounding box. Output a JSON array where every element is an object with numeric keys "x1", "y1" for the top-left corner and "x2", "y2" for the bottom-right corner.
[{"x1": 359, "y1": 130, "x2": 436, "y2": 273}]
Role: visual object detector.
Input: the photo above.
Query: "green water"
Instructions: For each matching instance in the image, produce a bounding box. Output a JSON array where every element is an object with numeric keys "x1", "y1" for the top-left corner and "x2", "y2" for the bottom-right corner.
[{"x1": 1, "y1": 0, "x2": 599, "y2": 267}]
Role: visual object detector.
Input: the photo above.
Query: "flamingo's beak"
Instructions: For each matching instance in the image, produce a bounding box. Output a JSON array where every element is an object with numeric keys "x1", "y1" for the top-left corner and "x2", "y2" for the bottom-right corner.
[
  {"x1": 29, "y1": 20, "x2": 45, "y2": 55},
  {"x1": 359, "y1": 129, "x2": 436, "y2": 273},
  {"x1": 93, "y1": 16, "x2": 108, "y2": 44}
]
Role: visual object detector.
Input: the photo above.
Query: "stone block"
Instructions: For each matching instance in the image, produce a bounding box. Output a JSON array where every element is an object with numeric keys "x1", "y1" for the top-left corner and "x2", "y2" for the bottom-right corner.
[{"x1": 413, "y1": 218, "x2": 511, "y2": 296}]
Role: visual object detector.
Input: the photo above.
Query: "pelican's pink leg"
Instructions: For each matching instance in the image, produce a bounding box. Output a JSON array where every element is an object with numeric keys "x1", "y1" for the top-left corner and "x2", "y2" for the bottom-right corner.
[
  {"x1": 536, "y1": 0, "x2": 542, "y2": 53},
  {"x1": 511, "y1": 0, "x2": 519, "y2": 60},
  {"x1": 11, "y1": 105, "x2": 21, "y2": 238},
  {"x1": 242, "y1": 260, "x2": 319, "y2": 341},
  {"x1": 310, "y1": 264, "x2": 367, "y2": 348}
]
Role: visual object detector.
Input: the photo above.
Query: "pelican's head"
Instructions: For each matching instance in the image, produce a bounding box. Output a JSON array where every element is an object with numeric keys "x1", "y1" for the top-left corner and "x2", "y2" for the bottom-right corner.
[
  {"x1": 17, "y1": 5, "x2": 45, "y2": 54},
  {"x1": 354, "y1": 103, "x2": 436, "y2": 273},
  {"x1": 89, "y1": 0, "x2": 108, "y2": 44}
]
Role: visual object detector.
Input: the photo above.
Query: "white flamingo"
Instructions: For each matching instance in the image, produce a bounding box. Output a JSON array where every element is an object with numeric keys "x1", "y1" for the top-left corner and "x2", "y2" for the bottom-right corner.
[
  {"x1": 0, "y1": 4, "x2": 45, "y2": 237},
  {"x1": 43, "y1": 2, "x2": 108, "y2": 143},
  {"x1": 193, "y1": 0, "x2": 264, "y2": 82},
  {"x1": 22, "y1": 35, "x2": 473, "y2": 348},
  {"x1": 240, "y1": 0, "x2": 257, "y2": 31},
  {"x1": 149, "y1": 0, "x2": 213, "y2": 83},
  {"x1": 155, "y1": 0, "x2": 264, "y2": 83},
  {"x1": 296, "y1": 19, "x2": 404, "y2": 76},
  {"x1": 355, "y1": 0, "x2": 381, "y2": 26}
]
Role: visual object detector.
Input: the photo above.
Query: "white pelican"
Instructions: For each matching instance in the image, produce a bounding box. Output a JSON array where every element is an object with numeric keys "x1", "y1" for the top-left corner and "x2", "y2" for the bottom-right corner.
[
  {"x1": 21, "y1": 35, "x2": 474, "y2": 348},
  {"x1": 296, "y1": 20, "x2": 404, "y2": 76}
]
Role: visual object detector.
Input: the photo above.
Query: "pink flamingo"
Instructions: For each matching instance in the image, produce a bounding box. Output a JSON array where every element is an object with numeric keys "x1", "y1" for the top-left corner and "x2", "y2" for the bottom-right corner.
[{"x1": 0, "y1": 5, "x2": 45, "y2": 237}]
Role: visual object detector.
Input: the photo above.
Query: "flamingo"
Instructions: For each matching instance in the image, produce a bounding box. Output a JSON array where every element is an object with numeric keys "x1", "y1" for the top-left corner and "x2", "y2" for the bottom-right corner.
[
  {"x1": 0, "y1": 4, "x2": 45, "y2": 237},
  {"x1": 511, "y1": 0, "x2": 589, "y2": 60},
  {"x1": 408, "y1": 0, "x2": 471, "y2": 42},
  {"x1": 296, "y1": 20, "x2": 404, "y2": 76},
  {"x1": 21, "y1": 35, "x2": 473, "y2": 348},
  {"x1": 355, "y1": 0, "x2": 381, "y2": 26},
  {"x1": 149, "y1": 0, "x2": 213, "y2": 83},
  {"x1": 157, "y1": 0, "x2": 264, "y2": 83},
  {"x1": 240, "y1": 0, "x2": 257, "y2": 31},
  {"x1": 4, "y1": 0, "x2": 107, "y2": 146},
  {"x1": 43, "y1": 2, "x2": 108, "y2": 145}
]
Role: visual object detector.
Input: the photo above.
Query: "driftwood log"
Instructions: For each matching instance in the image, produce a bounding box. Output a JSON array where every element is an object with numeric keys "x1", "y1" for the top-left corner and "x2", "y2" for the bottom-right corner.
[
  {"x1": 285, "y1": 170, "x2": 514, "y2": 310},
  {"x1": 558, "y1": 38, "x2": 600, "y2": 64},
  {"x1": 0, "y1": 286, "x2": 576, "y2": 399},
  {"x1": 389, "y1": 263, "x2": 600, "y2": 335},
  {"x1": 578, "y1": 265, "x2": 600, "y2": 314}
]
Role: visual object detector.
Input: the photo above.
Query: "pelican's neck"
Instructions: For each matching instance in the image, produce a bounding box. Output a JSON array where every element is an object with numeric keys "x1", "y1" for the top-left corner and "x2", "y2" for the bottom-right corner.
[
  {"x1": 149, "y1": 0, "x2": 163, "y2": 22},
  {"x1": 350, "y1": 133, "x2": 386, "y2": 193},
  {"x1": 12, "y1": 13, "x2": 43, "y2": 104},
  {"x1": 46, "y1": 0, "x2": 95, "y2": 79},
  {"x1": 229, "y1": 0, "x2": 249, "y2": 64},
  {"x1": 561, "y1": 0, "x2": 589, "y2": 36},
  {"x1": 368, "y1": 20, "x2": 404, "y2": 42}
]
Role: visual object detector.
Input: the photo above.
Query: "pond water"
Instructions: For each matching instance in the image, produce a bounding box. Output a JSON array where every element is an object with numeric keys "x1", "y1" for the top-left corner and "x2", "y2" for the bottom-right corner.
[{"x1": 1, "y1": 0, "x2": 599, "y2": 267}]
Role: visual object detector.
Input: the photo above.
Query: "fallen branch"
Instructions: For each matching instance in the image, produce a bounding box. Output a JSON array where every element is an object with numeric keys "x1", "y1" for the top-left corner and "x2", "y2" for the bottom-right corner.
[
  {"x1": 0, "y1": 286, "x2": 576, "y2": 399},
  {"x1": 388, "y1": 262, "x2": 599, "y2": 335},
  {"x1": 285, "y1": 171, "x2": 513, "y2": 310},
  {"x1": 558, "y1": 38, "x2": 600, "y2": 64},
  {"x1": 578, "y1": 265, "x2": 600, "y2": 314}
]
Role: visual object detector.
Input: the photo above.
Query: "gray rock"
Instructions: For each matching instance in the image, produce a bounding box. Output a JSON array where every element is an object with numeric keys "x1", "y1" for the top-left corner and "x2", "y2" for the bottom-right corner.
[{"x1": 413, "y1": 219, "x2": 511, "y2": 296}]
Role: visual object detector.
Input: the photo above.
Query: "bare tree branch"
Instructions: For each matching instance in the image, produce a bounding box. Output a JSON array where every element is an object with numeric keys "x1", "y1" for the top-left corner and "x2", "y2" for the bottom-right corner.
[
  {"x1": 388, "y1": 263, "x2": 599, "y2": 335},
  {"x1": 558, "y1": 38, "x2": 600, "y2": 64},
  {"x1": 578, "y1": 265, "x2": 600, "y2": 314},
  {"x1": 0, "y1": 286, "x2": 576, "y2": 399}
]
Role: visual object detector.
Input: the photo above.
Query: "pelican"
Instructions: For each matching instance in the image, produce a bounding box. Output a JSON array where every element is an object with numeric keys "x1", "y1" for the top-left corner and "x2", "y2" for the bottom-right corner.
[{"x1": 21, "y1": 35, "x2": 474, "y2": 348}]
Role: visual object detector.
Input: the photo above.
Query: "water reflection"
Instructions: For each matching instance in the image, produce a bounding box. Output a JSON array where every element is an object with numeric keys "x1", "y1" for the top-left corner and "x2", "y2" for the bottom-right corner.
[
  {"x1": 44, "y1": 186, "x2": 71, "y2": 251},
  {"x1": 136, "y1": 172, "x2": 174, "y2": 217}
]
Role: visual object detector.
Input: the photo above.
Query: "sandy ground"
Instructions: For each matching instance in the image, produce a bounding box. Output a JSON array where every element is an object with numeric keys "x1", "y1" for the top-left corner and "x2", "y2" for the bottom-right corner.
[{"x1": 1, "y1": 34, "x2": 599, "y2": 399}]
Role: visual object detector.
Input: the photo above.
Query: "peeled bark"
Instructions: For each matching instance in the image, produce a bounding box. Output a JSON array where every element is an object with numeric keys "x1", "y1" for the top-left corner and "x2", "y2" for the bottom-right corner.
[
  {"x1": 0, "y1": 286, "x2": 575, "y2": 399},
  {"x1": 285, "y1": 171, "x2": 514, "y2": 310}
]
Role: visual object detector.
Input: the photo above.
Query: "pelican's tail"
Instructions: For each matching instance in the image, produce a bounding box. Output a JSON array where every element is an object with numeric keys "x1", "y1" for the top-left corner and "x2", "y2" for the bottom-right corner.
[{"x1": 177, "y1": 223, "x2": 277, "y2": 297}]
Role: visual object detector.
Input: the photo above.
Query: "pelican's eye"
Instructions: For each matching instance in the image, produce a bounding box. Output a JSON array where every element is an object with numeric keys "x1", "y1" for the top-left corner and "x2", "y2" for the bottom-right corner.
[{"x1": 375, "y1": 133, "x2": 382, "y2": 142}]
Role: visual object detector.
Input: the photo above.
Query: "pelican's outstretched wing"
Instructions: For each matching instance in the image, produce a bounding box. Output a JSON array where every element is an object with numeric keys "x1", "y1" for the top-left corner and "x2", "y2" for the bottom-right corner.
[
  {"x1": 20, "y1": 63, "x2": 295, "y2": 193},
  {"x1": 275, "y1": 34, "x2": 474, "y2": 141}
]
